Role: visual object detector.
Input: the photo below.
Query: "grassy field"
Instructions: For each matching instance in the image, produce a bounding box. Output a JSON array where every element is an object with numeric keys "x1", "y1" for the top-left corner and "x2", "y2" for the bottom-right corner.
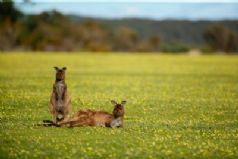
[{"x1": 0, "y1": 53, "x2": 238, "y2": 159}]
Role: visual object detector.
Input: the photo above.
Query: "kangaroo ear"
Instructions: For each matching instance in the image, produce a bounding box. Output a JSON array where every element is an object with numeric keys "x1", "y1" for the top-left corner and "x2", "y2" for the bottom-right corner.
[
  {"x1": 62, "y1": 67, "x2": 67, "y2": 71},
  {"x1": 54, "y1": 67, "x2": 59, "y2": 70},
  {"x1": 121, "y1": 100, "x2": 126, "y2": 106},
  {"x1": 111, "y1": 100, "x2": 117, "y2": 105}
]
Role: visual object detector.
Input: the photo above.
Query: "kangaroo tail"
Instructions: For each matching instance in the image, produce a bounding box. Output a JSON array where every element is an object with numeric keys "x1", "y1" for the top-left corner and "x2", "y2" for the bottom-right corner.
[
  {"x1": 43, "y1": 120, "x2": 54, "y2": 123},
  {"x1": 36, "y1": 120, "x2": 60, "y2": 127}
]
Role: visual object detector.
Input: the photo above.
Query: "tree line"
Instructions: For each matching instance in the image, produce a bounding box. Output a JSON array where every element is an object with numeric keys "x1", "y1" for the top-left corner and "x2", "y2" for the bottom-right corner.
[{"x1": 0, "y1": 1, "x2": 238, "y2": 53}]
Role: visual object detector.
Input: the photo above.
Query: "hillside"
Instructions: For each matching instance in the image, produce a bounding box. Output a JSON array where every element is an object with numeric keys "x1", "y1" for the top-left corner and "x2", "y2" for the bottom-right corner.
[{"x1": 69, "y1": 15, "x2": 238, "y2": 45}]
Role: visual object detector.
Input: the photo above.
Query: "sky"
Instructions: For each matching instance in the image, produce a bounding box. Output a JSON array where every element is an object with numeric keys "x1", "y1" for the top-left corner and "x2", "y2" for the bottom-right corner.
[{"x1": 15, "y1": 0, "x2": 238, "y2": 20}]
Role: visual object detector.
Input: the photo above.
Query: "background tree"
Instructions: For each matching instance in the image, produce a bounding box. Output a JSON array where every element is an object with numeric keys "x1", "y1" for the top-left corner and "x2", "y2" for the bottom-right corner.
[
  {"x1": 137, "y1": 35, "x2": 160, "y2": 52},
  {"x1": 112, "y1": 26, "x2": 139, "y2": 51},
  {"x1": 0, "y1": 0, "x2": 22, "y2": 50},
  {"x1": 204, "y1": 25, "x2": 238, "y2": 52},
  {"x1": 0, "y1": 0, "x2": 22, "y2": 22},
  {"x1": 77, "y1": 21, "x2": 112, "y2": 51}
]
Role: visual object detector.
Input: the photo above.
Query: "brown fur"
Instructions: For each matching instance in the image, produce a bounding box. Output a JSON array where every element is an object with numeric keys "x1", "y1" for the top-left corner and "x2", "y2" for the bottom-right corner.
[
  {"x1": 49, "y1": 67, "x2": 71, "y2": 124},
  {"x1": 58, "y1": 100, "x2": 126, "y2": 128}
]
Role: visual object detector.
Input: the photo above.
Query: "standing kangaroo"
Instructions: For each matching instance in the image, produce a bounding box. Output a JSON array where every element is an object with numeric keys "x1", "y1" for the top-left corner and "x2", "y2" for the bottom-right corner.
[
  {"x1": 49, "y1": 67, "x2": 71, "y2": 124},
  {"x1": 58, "y1": 100, "x2": 126, "y2": 128}
]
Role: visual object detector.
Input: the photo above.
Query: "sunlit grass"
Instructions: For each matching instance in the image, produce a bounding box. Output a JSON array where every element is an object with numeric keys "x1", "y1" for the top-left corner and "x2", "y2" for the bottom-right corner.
[{"x1": 0, "y1": 52, "x2": 238, "y2": 159}]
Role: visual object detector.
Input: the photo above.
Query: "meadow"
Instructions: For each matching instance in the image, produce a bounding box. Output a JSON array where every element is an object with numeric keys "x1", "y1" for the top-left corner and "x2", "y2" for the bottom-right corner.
[{"x1": 0, "y1": 52, "x2": 237, "y2": 159}]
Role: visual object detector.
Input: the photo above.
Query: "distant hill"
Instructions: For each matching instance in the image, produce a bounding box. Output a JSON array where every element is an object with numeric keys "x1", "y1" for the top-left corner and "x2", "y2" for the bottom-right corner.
[
  {"x1": 68, "y1": 15, "x2": 238, "y2": 45},
  {"x1": 1, "y1": 1, "x2": 237, "y2": 52}
]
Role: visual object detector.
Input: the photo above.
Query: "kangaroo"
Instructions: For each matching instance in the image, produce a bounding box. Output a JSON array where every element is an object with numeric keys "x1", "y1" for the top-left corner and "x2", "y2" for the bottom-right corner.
[
  {"x1": 58, "y1": 100, "x2": 126, "y2": 128},
  {"x1": 49, "y1": 67, "x2": 71, "y2": 124}
]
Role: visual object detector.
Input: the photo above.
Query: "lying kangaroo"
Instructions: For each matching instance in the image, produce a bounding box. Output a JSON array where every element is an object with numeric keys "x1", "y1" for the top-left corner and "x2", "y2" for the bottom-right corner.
[
  {"x1": 56, "y1": 100, "x2": 126, "y2": 128},
  {"x1": 49, "y1": 67, "x2": 71, "y2": 124}
]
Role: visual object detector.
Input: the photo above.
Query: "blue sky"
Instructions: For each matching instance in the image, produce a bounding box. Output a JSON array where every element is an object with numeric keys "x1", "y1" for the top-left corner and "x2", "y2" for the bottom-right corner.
[{"x1": 15, "y1": 0, "x2": 238, "y2": 20}]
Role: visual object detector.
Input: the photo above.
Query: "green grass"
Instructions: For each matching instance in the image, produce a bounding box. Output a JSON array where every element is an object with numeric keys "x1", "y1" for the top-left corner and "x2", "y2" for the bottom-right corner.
[{"x1": 0, "y1": 52, "x2": 238, "y2": 159}]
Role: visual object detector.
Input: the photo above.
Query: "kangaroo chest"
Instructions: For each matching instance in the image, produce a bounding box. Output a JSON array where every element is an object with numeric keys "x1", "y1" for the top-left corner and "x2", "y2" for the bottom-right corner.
[
  {"x1": 55, "y1": 81, "x2": 65, "y2": 111},
  {"x1": 110, "y1": 117, "x2": 123, "y2": 128}
]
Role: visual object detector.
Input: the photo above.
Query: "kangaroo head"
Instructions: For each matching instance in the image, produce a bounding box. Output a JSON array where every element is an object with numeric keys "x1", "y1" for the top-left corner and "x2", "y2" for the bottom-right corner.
[
  {"x1": 111, "y1": 100, "x2": 126, "y2": 118},
  {"x1": 54, "y1": 67, "x2": 67, "y2": 82}
]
